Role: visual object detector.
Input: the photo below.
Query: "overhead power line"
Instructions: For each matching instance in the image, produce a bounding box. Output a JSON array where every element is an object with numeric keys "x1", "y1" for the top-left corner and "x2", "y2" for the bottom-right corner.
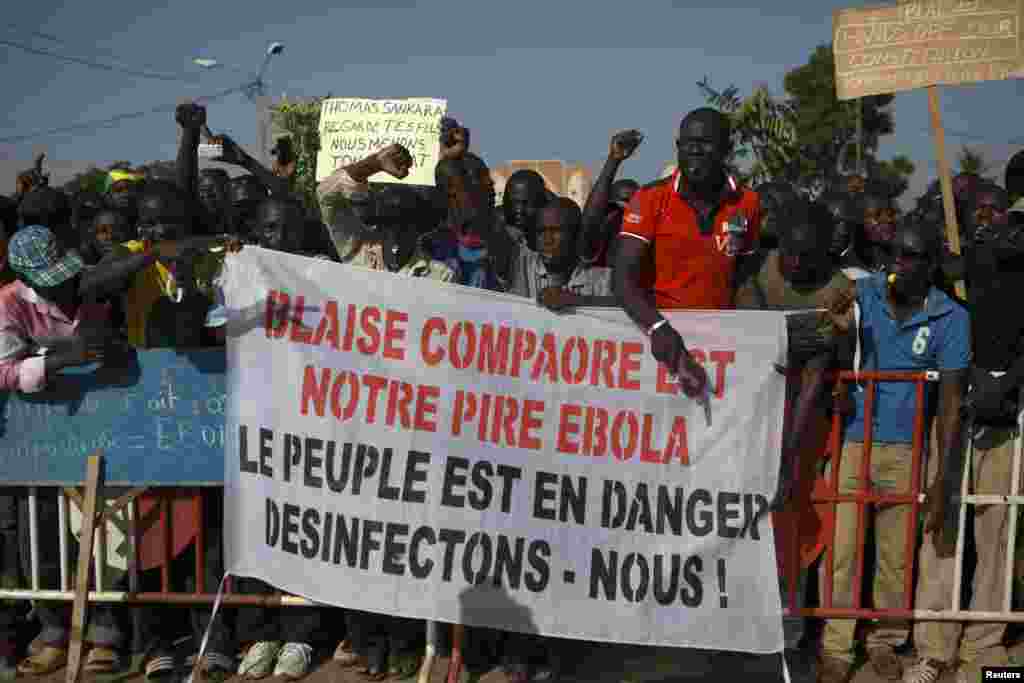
[
  {"x1": 2, "y1": 22, "x2": 250, "y2": 76},
  {"x1": 0, "y1": 84, "x2": 245, "y2": 144},
  {"x1": 0, "y1": 38, "x2": 201, "y2": 83}
]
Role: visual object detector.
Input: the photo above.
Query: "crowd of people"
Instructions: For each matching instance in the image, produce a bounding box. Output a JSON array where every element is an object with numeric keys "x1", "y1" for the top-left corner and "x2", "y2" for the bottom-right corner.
[{"x1": 0, "y1": 100, "x2": 1022, "y2": 683}]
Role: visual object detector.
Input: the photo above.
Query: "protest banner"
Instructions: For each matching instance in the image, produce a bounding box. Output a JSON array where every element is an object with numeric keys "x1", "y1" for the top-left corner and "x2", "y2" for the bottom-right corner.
[
  {"x1": 221, "y1": 248, "x2": 788, "y2": 653},
  {"x1": 833, "y1": 0, "x2": 1024, "y2": 298},
  {"x1": 315, "y1": 97, "x2": 447, "y2": 185},
  {"x1": 0, "y1": 349, "x2": 226, "y2": 485}
]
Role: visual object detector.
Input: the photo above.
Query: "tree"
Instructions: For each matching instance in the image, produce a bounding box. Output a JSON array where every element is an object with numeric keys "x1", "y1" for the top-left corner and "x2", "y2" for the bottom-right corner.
[
  {"x1": 696, "y1": 78, "x2": 796, "y2": 187},
  {"x1": 868, "y1": 154, "x2": 916, "y2": 200},
  {"x1": 957, "y1": 146, "x2": 991, "y2": 178},
  {"x1": 783, "y1": 45, "x2": 897, "y2": 195},
  {"x1": 269, "y1": 97, "x2": 326, "y2": 211},
  {"x1": 700, "y1": 44, "x2": 905, "y2": 197}
]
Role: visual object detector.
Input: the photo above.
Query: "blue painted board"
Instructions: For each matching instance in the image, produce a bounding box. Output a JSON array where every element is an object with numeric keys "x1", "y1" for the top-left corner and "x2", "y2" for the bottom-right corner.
[{"x1": 0, "y1": 349, "x2": 227, "y2": 485}]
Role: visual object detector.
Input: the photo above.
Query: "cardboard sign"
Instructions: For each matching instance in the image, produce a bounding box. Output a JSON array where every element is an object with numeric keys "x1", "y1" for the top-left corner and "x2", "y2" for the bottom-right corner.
[
  {"x1": 834, "y1": 0, "x2": 1024, "y2": 100},
  {"x1": 315, "y1": 97, "x2": 447, "y2": 184}
]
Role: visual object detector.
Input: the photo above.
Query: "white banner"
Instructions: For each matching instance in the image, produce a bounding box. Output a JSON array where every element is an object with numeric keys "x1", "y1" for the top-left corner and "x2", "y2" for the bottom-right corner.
[{"x1": 221, "y1": 249, "x2": 788, "y2": 654}]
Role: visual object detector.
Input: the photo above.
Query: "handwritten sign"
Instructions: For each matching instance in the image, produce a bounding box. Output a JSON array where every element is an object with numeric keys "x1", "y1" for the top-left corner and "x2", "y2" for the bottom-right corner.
[
  {"x1": 0, "y1": 349, "x2": 226, "y2": 485},
  {"x1": 315, "y1": 97, "x2": 447, "y2": 185},
  {"x1": 834, "y1": 0, "x2": 1024, "y2": 100}
]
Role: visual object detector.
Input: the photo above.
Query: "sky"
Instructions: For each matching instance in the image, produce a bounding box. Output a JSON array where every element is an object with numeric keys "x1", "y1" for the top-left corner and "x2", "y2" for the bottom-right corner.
[{"x1": 3, "y1": 0, "x2": 1024, "y2": 203}]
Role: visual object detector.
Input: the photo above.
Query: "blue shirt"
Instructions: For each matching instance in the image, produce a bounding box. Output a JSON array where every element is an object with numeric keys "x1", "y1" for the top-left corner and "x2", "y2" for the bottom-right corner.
[
  {"x1": 845, "y1": 273, "x2": 970, "y2": 443},
  {"x1": 421, "y1": 230, "x2": 502, "y2": 291}
]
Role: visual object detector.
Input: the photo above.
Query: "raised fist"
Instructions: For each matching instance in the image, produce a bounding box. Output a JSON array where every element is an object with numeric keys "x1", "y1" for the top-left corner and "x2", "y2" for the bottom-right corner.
[
  {"x1": 376, "y1": 144, "x2": 414, "y2": 178},
  {"x1": 609, "y1": 130, "x2": 643, "y2": 161},
  {"x1": 175, "y1": 103, "x2": 207, "y2": 131}
]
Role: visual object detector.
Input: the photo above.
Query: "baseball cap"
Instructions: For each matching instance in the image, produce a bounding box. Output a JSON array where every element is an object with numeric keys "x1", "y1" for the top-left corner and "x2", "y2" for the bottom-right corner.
[
  {"x1": 1009, "y1": 197, "x2": 1024, "y2": 214},
  {"x1": 8, "y1": 225, "x2": 84, "y2": 288}
]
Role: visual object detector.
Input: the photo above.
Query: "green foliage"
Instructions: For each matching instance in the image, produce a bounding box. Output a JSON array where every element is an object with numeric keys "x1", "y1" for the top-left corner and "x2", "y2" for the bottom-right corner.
[
  {"x1": 699, "y1": 44, "x2": 911, "y2": 197},
  {"x1": 270, "y1": 97, "x2": 326, "y2": 211},
  {"x1": 869, "y1": 154, "x2": 916, "y2": 200},
  {"x1": 957, "y1": 146, "x2": 990, "y2": 178},
  {"x1": 61, "y1": 160, "x2": 135, "y2": 194}
]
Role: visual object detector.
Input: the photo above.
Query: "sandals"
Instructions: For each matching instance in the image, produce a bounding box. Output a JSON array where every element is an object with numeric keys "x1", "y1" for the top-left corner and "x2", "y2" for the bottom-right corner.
[
  {"x1": 84, "y1": 646, "x2": 125, "y2": 674},
  {"x1": 145, "y1": 653, "x2": 177, "y2": 680},
  {"x1": 17, "y1": 646, "x2": 68, "y2": 676},
  {"x1": 333, "y1": 641, "x2": 363, "y2": 668}
]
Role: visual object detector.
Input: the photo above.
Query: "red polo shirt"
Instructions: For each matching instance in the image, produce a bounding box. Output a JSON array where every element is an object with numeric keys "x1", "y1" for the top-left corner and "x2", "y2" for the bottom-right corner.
[{"x1": 619, "y1": 170, "x2": 761, "y2": 309}]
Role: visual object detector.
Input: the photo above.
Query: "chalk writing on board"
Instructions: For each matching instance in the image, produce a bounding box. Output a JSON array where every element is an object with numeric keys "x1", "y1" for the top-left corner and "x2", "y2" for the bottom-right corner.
[
  {"x1": 0, "y1": 349, "x2": 227, "y2": 485},
  {"x1": 833, "y1": 0, "x2": 1024, "y2": 99}
]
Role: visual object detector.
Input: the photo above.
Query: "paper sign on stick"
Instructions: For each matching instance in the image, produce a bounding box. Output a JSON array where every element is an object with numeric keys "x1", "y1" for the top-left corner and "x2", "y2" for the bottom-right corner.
[
  {"x1": 315, "y1": 97, "x2": 447, "y2": 185},
  {"x1": 833, "y1": 0, "x2": 1024, "y2": 101}
]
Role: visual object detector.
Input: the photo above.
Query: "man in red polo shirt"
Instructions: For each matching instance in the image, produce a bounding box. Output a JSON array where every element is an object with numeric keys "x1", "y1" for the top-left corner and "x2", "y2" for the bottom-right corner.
[
  {"x1": 614, "y1": 107, "x2": 761, "y2": 394},
  {"x1": 615, "y1": 109, "x2": 784, "y2": 680}
]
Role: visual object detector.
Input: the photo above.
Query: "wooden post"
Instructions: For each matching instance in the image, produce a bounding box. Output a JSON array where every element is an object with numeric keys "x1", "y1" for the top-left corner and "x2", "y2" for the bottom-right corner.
[
  {"x1": 926, "y1": 85, "x2": 967, "y2": 300},
  {"x1": 65, "y1": 453, "x2": 105, "y2": 683},
  {"x1": 446, "y1": 624, "x2": 464, "y2": 683}
]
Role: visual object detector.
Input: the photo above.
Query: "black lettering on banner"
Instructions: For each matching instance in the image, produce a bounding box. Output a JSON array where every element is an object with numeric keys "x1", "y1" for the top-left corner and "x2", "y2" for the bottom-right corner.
[
  {"x1": 590, "y1": 548, "x2": 617, "y2": 600},
  {"x1": 402, "y1": 451, "x2": 430, "y2": 503},
  {"x1": 560, "y1": 476, "x2": 586, "y2": 524},
  {"x1": 748, "y1": 494, "x2": 768, "y2": 541},
  {"x1": 377, "y1": 448, "x2": 401, "y2": 501},
  {"x1": 463, "y1": 531, "x2": 493, "y2": 584},
  {"x1": 601, "y1": 480, "x2": 627, "y2": 528},
  {"x1": 493, "y1": 536, "x2": 525, "y2": 589},
  {"x1": 301, "y1": 508, "x2": 320, "y2": 559},
  {"x1": 534, "y1": 471, "x2": 558, "y2": 520},
  {"x1": 468, "y1": 461, "x2": 494, "y2": 511},
  {"x1": 283, "y1": 433, "x2": 302, "y2": 483},
  {"x1": 657, "y1": 486, "x2": 683, "y2": 535},
  {"x1": 240, "y1": 424, "x2": 257, "y2": 473},
  {"x1": 321, "y1": 510, "x2": 335, "y2": 562},
  {"x1": 360, "y1": 519, "x2": 384, "y2": 570},
  {"x1": 281, "y1": 503, "x2": 300, "y2": 555},
  {"x1": 717, "y1": 491, "x2": 741, "y2": 539},
  {"x1": 590, "y1": 549, "x2": 704, "y2": 606},
  {"x1": 334, "y1": 515, "x2": 359, "y2": 566},
  {"x1": 409, "y1": 526, "x2": 436, "y2": 578},
  {"x1": 441, "y1": 457, "x2": 469, "y2": 508},
  {"x1": 621, "y1": 552, "x2": 650, "y2": 603},
  {"x1": 265, "y1": 498, "x2": 280, "y2": 547},
  {"x1": 326, "y1": 442, "x2": 352, "y2": 493},
  {"x1": 438, "y1": 528, "x2": 467, "y2": 581},
  {"x1": 259, "y1": 427, "x2": 274, "y2": 478},
  {"x1": 682, "y1": 555, "x2": 703, "y2": 607},
  {"x1": 496, "y1": 464, "x2": 522, "y2": 513},
  {"x1": 524, "y1": 540, "x2": 551, "y2": 592},
  {"x1": 383, "y1": 523, "x2": 409, "y2": 575},
  {"x1": 653, "y1": 554, "x2": 681, "y2": 606},
  {"x1": 626, "y1": 483, "x2": 652, "y2": 532},
  {"x1": 686, "y1": 488, "x2": 713, "y2": 536},
  {"x1": 352, "y1": 444, "x2": 379, "y2": 495},
  {"x1": 304, "y1": 437, "x2": 324, "y2": 489}
]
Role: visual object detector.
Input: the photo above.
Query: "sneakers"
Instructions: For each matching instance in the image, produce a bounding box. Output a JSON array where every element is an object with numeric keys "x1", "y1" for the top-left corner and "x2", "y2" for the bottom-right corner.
[
  {"x1": 238, "y1": 641, "x2": 281, "y2": 680},
  {"x1": 273, "y1": 643, "x2": 313, "y2": 681},
  {"x1": 903, "y1": 658, "x2": 944, "y2": 683},
  {"x1": 817, "y1": 655, "x2": 852, "y2": 683},
  {"x1": 868, "y1": 646, "x2": 904, "y2": 681}
]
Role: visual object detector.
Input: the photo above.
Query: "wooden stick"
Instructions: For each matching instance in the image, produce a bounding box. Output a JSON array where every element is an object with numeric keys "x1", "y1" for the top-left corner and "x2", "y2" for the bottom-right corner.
[
  {"x1": 65, "y1": 453, "x2": 105, "y2": 683},
  {"x1": 446, "y1": 624, "x2": 464, "y2": 683},
  {"x1": 927, "y1": 85, "x2": 966, "y2": 300}
]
